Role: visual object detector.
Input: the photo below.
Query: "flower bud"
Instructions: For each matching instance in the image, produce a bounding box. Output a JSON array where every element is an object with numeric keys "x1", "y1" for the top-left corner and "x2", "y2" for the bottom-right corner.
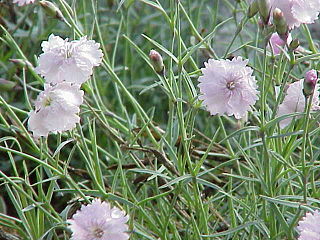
[
  {"x1": 149, "y1": 50, "x2": 164, "y2": 75},
  {"x1": 247, "y1": 0, "x2": 259, "y2": 18},
  {"x1": 289, "y1": 38, "x2": 300, "y2": 52},
  {"x1": 258, "y1": 0, "x2": 271, "y2": 24},
  {"x1": 273, "y1": 8, "x2": 288, "y2": 40},
  {"x1": 303, "y1": 69, "x2": 318, "y2": 97},
  {"x1": 39, "y1": 1, "x2": 64, "y2": 21},
  {"x1": 262, "y1": 23, "x2": 275, "y2": 42},
  {"x1": 10, "y1": 59, "x2": 32, "y2": 69},
  {"x1": 0, "y1": 78, "x2": 17, "y2": 92}
]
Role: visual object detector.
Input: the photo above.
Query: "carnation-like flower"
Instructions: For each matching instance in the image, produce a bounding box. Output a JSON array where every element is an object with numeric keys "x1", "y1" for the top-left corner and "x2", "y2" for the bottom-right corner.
[
  {"x1": 28, "y1": 82, "x2": 83, "y2": 138},
  {"x1": 269, "y1": 33, "x2": 292, "y2": 55},
  {"x1": 12, "y1": 0, "x2": 35, "y2": 6},
  {"x1": 270, "y1": 0, "x2": 320, "y2": 29},
  {"x1": 198, "y1": 57, "x2": 259, "y2": 119},
  {"x1": 68, "y1": 199, "x2": 130, "y2": 240},
  {"x1": 35, "y1": 34, "x2": 103, "y2": 85},
  {"x1": 277, "y1": 79, "x2": 320, "y2": 128},
  {"x1": 297, "y1": 210, "x2": 320, "y2": 240}
]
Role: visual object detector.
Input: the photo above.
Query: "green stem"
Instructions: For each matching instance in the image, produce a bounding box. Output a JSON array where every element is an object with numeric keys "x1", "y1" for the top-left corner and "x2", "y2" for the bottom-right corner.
[{"x1": 301, "y1": 95, "x2": 313, "y2": 203}]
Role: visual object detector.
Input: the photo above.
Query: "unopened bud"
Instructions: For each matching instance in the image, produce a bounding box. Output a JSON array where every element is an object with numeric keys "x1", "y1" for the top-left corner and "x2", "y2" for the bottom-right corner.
[
  {"x1": 303, "y1": 69, "x2": 318, "y2": 97},
  {"x1": 10, "y1": 59, "x2": 32, "y2": 69},
  {"x1": 39, "y1": 1, "x2": 64, "y2": 21},
  {"x1": 258, "y1": 0, "x2": 271, "y2": 24},
  {"x1": 262, "y1": 24, "x2": 275, "y2": 42},
  {"x1": 289, "y1": 38, "x2": 300, "y2": 51},
  {"x1": 0, "y1": 78, "x2": 17, "y2": 92},
  {"x1": 273, "y1": 8, "x2": 288, "y2": 40},
  {"x1": 149, "y1": 50, "x2": 164, "y2": 75},
  {"x1": 248, "y1": 0, "x2": 259, "y2": 18}
]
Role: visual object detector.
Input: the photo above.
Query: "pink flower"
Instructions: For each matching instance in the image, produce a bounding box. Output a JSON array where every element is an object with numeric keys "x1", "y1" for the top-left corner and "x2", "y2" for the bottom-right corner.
[
  {"x1": 277, "y1": 79, "x2": 320, "y2": 128},
  {"x1": 269, "y1": 33, "x2": 292, "y2": 55},
  {"x1": 35, "y1": 34, "x2": 103, "y2": 85},
  {"x1": 28, "y1": 82, "x2": 84, "y2": 138},
  {"x1": 198, "y1": 57, "x2": 259, "y2": 119},
  {"x1": 68, "y1": 199, "x2": 130, "y2": 240},
  {"x1": 12, "y1": 0, "x2": 35, "y2": 6},
  {"x1": 270, "y1": 0, "x2": 320, "y2": 29},
  {"x1": 304, "y1": 69, "x2": 318, "y2": 96},
  {"x1": 297, "y1": 210, "x2": 320, "y2": 240}
]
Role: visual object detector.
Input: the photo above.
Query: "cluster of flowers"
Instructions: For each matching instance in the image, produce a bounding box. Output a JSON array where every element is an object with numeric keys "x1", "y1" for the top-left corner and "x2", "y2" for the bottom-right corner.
[
  {"x1": 13, "y1": 0, "x2": 320, "y2": 239},
  {"x1": 12, "y1": 2, "x2": 130, "y2": 239},
  {"x1": 28, "y1": 34, "x2": 103, "y2": 138},
  {"x1": 198, "y1": 1, "x2": 320, "y2": 239}
]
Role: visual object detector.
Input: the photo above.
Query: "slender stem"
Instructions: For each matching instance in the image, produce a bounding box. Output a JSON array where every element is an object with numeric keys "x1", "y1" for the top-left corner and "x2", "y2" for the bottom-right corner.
[
  {"x1": 301, "y1": 95, "x2": 313, "y2": 203},
  {"x1": 302, "y1": 24, "x2": 318, "y2": 54}
]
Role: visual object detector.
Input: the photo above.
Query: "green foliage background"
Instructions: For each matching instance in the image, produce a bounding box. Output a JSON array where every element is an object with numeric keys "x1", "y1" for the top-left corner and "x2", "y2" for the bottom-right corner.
[{"x1": 0, "y1": 0, "x2": 320, "y2": 239}]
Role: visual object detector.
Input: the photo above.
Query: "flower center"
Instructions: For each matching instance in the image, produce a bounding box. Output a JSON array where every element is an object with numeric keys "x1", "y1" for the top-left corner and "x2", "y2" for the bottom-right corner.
[
  {"x1": 93, "y1": 228, "x2": 104, "y2": 238},
  {"x1": 60, "y1": 43, "x2": 75, "y2": 59},
  {"x1": 225, "y1": 73, "x2": 243, "y2": 91},
  {"x1": 227, "y1": 81, "x2": 236, "y2": 90},
  {"x1": 43, "y1": 96, "x2": 52, "y2": 107}
]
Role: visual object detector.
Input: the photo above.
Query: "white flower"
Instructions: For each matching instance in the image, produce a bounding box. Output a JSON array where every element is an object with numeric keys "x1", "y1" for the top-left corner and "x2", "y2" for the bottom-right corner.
[
  {"x1": 291, "y1": 0, "x2": 320, "y2": 27},
  {"x1": 12, "y1": 0, "x2": 35, "y2": 6},
  {"x1": 198, "y1": 57, "x2": 259, "y2": 119},
  {"x1": 68, "y1": 199, "x2": 130, "y2": 240},
  {"x1": 270, "y1": 0, "x2": 320, "y2": 29},
  {"x1": 277, "y1": 79, "x2": 320, "y2": 128},
  {"x1": 35, "y1": 34, "x2": 103, "y2": 85},
  {"x1": 28, "y1": 82, "x2": 84, "y2": 138},
  {"x1": 297, "y1": 210, "x2": 320, "y2": 240}
]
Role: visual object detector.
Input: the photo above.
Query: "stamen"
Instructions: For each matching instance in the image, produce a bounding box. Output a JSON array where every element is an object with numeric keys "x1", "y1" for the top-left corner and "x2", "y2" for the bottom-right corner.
[
  {"x1": 43, "y1": 97, "x2": 52, "y2": 107},
  {"x1": 227, "y1": 81, "x2": 236, "y2": 90},
  {"x1": 93, "y1": 228, "x2": 104, "y2": 238}
]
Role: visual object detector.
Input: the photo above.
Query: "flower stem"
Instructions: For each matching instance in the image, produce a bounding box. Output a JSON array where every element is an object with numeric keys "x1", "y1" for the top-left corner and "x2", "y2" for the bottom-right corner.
[{"x1": 301, "y1": 95, "x2": 313, "y2": 203}]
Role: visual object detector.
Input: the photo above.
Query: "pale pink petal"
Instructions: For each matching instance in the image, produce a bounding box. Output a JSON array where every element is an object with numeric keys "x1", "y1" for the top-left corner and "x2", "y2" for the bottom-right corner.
[
  {"x1": 292, "y1": 0, "x2": 320, "y2": 26},
  {"x1": 198, "y1": 57, "x2": 259, "y2": 119},
  {"x1": 27, "y1": 83, "x2": 83, "y2": 138},
  {"x1": 36, "y1": 35, "x2": 103, "y2": 85},
  {"x1": 270, "y1": 0, "x2": 320, "y2": 29},
  {"x1": 277, "y1": 79, "x2": 320, "y2": 128},
  {"x1": 12, "y1": 0, "x2": 35, "y2": 6},
  {"x1": 297, "y1": 210, "x2": 320, "y2": 240},
  {"x1": 68, "y1": 199, "x2": 130, "y2": 240},
  {"x1": 269, "y1": 33, "x2": 292, "y2": 55}
]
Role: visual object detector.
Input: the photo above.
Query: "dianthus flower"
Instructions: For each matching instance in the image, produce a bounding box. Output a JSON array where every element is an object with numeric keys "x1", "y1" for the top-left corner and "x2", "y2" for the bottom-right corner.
[
  {"x1": 269, "y1": 33, "x2": 292, "y2": 55},
  {"x1": 28, "y1": 82, "x2": 83, "y2": 138},
  {"x1": 248, "y1": 0, "x2": 320, "y2": 29},
  {"x1": 35, "y1": 34, "x2": 103, "y2": 85},
  {"x1": 198, "y1": 57, "x2": 259, "y2": 119},
  {"x1": 268, "y1": 0, "x2": 320, "y2": 29},
  {"x1": 277, "y1": 79, "x2": 320, "y2": 128},
  {"x1": 297, "y1": 210, "x2": 320, "y2": 240},
  {"x1": 12, "y1": 0, "x2": 35, "y2": 6},
  {"x1": 68, "y1": 199, "x2": 130, "y2": 240}
]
